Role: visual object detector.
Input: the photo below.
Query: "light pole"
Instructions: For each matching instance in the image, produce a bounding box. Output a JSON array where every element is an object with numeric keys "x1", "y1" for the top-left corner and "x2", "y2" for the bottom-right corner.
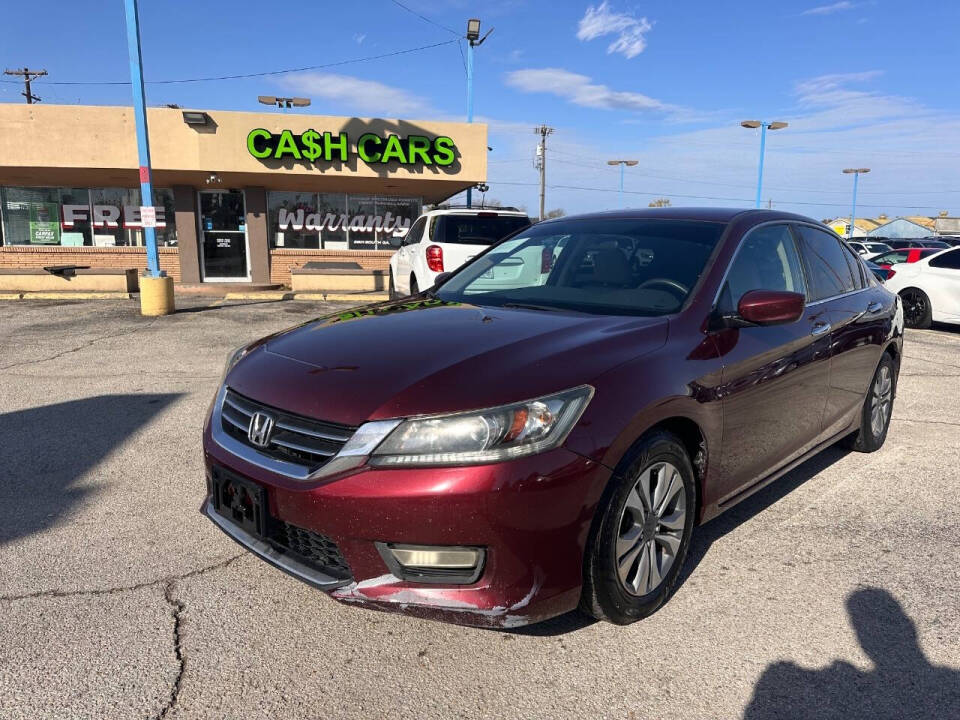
[
  {"x1": 741, "y1": 120, "x2": 788, "y2": 208},
  {"x1": 465, "y1": 18, "x2": 492, "y2": 208},
  {"x1": 607, "y1": 160, "x2": 638, "y2": 208},
  {"x1": 842, "y1": 168, "x2": 870, "y2": 239}
]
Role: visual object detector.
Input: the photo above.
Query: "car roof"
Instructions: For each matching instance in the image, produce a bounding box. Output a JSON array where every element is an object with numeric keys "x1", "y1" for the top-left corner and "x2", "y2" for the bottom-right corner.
[
  {"x1": 421, "y1": 207, "x2": 529, "y2": 217},
  {"x1": 533, "y1": 207, "x2": 822, "y2": 226}
]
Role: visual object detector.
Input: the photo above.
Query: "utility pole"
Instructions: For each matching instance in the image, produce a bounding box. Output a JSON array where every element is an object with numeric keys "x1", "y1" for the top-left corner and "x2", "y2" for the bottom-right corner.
[
  {"x1": 3, "y1": 68, "x2": 47, "y2": 104},
  {"x1": 534, "y1": 124, "x2": 554, "y2": 221}
]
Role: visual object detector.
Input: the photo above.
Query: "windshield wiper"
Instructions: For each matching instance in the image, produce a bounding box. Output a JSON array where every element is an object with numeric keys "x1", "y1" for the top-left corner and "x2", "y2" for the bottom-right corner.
[{"x1": 500, "y1": 302, "x2": 562, "y2": 312}]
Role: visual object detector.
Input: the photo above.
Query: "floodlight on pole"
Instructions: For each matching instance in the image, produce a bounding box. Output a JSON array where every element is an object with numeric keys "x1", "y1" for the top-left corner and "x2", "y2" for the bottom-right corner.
[
  {"x1": 607, "y1": 160, "x2": 639, "y2": 208},
  {"x1": 465, "y1": 17, "x2": 493, "y2": 209},
  {"x1": 741, "y1": 120, "x2": 788, "y2": 208},
  {"x1": 842, "y1": 168, "x2": 871, "y2": 239}
]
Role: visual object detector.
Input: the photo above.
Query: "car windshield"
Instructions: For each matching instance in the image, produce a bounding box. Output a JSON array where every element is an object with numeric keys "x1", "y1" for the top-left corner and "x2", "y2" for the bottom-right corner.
[
  {"x1": 922, "y1": 240, "x2": 949, "y2": 248},
  {"x1": 435, "y1": 214, "x2": 531, "y2": 245},
  {"x1": 435, "y1": 218, "x2": 725, "y2": 316}
]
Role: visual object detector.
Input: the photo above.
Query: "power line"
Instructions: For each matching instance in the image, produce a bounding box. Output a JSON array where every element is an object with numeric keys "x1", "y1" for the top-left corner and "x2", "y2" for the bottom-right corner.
[
  {"x1": 486, "y1": 179, "x2": 953, "y2": 211},
  {"x1": 0, "y1": 40, "x2": 458, "y2": 86},
  {"x1": 387, "y1": 0, "x2": 460, "y2": 35}
]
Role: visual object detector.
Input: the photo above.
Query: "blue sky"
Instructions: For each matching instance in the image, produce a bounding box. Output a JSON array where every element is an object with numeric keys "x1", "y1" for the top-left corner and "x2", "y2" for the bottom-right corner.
[{"x1": 2, "y1": 0, "x2": 959, "y2": 220}]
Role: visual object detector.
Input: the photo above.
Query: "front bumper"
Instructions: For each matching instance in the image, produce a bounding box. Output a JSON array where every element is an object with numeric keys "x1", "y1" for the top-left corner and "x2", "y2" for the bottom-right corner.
[{"x1": 202, "y1": 425, "x2": 611, "y2": 628}]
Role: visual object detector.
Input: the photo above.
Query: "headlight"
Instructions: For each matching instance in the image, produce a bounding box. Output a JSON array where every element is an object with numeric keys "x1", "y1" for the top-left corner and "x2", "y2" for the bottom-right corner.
[{"x1": 368, "y1": 385, "x2": 593, "y2": 467}]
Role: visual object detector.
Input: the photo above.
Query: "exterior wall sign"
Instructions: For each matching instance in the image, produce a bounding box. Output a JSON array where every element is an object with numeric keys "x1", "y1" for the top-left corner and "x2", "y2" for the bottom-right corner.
[
  {"x1": 277, "y1": 208, "x2": 411, "y2": 235},
  {"x1": 246, "y1": 129, "x2": 457, "y2": 167},
  {"x1": 61, "y1": 204, "x2": 167, "y2": 229}
]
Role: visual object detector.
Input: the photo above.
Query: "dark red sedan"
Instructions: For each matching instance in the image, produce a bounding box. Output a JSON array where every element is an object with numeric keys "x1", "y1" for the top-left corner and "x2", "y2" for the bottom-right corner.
[{"x1": 203, "y1": 208, "x2": 903, "y2": 627}]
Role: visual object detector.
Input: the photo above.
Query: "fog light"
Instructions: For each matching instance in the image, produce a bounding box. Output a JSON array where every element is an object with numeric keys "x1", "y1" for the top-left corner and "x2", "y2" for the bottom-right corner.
[{"x1": 376, "y1": 543, "x2": 485, "y2": 584}]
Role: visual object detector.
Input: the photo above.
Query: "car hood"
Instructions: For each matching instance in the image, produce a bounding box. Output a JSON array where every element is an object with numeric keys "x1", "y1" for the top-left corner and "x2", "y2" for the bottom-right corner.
[{"x1": 226, "y1": 298, "x2": 668, "y2": 426}]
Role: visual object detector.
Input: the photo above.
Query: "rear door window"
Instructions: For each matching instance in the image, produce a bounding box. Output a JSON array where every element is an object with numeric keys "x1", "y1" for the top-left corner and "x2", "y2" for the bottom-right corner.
[
  {"x1": 795, "y1": 225, "x2": 857, "y2": 301},
  {"x1": 403, "y1": 217, "x2": 426, "y2": 246},
  {"x1": 929, "y1": 248, "x2": 960, "y2": 269},
  {"x1": 435, "y1": 215, "x2": 531, "y2": 245}
]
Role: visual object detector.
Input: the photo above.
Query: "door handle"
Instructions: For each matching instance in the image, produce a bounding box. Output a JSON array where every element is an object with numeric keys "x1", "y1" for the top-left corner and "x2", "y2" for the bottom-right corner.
[
  {"x1": 811, "y1": 321, "x2": 832, "y2": 336},
  {"x1": 867, "y1": 301, "x2": 883, "y2": 313}
]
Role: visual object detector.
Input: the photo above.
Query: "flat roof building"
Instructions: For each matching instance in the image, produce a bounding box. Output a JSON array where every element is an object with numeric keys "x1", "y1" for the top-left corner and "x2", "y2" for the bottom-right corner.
[{"x1": 0, "y1": 104, "x2": 487, "y2": 285}]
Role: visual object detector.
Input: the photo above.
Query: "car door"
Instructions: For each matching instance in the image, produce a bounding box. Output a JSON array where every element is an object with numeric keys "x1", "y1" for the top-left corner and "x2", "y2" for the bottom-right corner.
[
  {"x1": 795, "y1": 224, "x2": 889, "y2": 437},
  {"x1": 715, "y1": 223, "x2": 833, "y2": 503},
  {"x1": 394, "y1": 217, "x2": 426, "y2": 294},
  {"x1": 924, "y1": 248, "x2": 960, "y2": 322}
]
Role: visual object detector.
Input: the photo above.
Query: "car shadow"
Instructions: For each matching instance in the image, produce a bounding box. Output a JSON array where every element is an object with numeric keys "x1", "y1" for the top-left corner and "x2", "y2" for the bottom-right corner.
[
  {"x1": 512, "y1": 444, "x2": 851, "y2": 637},
  {"x1": 743, "y1": 587, "x2": 960, "y2": 718},
  {"x1": 0, "y1": 393, "x2": 181, "y2": 545}
]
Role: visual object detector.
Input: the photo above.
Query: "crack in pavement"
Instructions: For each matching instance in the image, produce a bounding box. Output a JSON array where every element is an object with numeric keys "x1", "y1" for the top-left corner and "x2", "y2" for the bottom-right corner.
[
  {"x1": 895, "y1": 417, "x2": 960, "y2": 428},
  {"x1": 0, "y1": 552, "x2": 244, "y2": 603},
  {"x1": 0, "y1": 319, "x2": 159, "y2": 371},
  {"x1": 157, "y1": 581, "x2": 187, "y2": 720}
]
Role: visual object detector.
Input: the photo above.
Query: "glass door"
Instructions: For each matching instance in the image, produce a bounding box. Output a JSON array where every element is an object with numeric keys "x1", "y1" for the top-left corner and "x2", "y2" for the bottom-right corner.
[{"x1": 199, "y1": 190, "x2": 249, "y2": 281}]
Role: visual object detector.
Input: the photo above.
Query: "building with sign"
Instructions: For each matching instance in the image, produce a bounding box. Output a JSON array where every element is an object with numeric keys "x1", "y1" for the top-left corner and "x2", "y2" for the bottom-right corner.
[{"x1": 0, "y1": 104, "x2": 487, "y2": 284}]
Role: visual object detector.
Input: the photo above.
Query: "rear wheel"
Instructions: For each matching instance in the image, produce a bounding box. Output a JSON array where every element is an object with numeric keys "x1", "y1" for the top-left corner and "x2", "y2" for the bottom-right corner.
[
  {"x1": 580, "y1": 431, "x2": 696, "y2": 624},
  {"x1": 900, "y1": 288, "x2": 932, "y2": 329},
  {"x1": 842, "y1": 353, "x2": 896, "y2": 453},
  {"x1": 409, "y1": 275, "x2": 419, "y2": 296}
]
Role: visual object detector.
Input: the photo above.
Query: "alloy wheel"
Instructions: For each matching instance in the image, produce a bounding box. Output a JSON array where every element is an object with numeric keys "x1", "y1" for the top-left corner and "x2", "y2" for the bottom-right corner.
[
  {"x1": 870, "y1": 365, "x2": 893, "y2": 437},
  {"x1": 615, "y1": 461, "x2": 686, "y2": 596},
  {"x1": 902, "y1": 290, "x2": 927, "y2": 327}
]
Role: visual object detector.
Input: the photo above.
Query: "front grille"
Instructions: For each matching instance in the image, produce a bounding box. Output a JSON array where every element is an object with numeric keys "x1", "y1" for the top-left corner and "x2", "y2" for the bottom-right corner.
[
  {"x1": 270, "y1": 521, "x2": 352, "y2": 579},
  {"x1": 220, "y1": 388, "x2": 354, "y2": 470}
]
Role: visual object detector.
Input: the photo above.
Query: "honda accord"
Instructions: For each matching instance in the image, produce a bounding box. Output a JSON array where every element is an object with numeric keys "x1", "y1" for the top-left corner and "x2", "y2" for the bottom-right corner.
[{"x1": 202, "y1": 208, "x2": 903, "y2": 627}]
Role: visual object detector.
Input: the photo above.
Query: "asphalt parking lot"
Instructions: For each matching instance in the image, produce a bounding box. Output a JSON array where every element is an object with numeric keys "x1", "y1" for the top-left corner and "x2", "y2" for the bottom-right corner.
[{"x1": 1, "y1": 297, "x2": 958, "y2": 719}]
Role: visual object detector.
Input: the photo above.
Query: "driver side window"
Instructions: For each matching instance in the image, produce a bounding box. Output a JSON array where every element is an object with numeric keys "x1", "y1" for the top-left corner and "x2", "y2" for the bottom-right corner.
[{"x1": 719, "y1": 224, "x2": 806, "y2": 312}]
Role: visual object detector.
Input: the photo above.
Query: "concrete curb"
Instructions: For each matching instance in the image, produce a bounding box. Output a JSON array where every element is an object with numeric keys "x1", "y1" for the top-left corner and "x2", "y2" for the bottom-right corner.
[
  {"x1": 0, "y1": 291, "x2": 135, "y2": 300},
  {"x1": 294, "y1": 292, "x2": 389, "y2": 302}
]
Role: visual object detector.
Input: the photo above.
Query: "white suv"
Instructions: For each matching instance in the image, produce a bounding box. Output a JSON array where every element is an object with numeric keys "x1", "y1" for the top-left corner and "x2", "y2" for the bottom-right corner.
[{"x1": 388, "y1": 207, "x2": 531, "y2": 298}]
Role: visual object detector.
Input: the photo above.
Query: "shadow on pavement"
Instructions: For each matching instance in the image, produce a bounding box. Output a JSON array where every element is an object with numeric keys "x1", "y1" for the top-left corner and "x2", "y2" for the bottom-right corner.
[
  {"x1": 0, "y1": 393, "x2": 181, "y2": 545},
  {"x1": 744, "y1": 587, "x2": 960, "y2": 719}
]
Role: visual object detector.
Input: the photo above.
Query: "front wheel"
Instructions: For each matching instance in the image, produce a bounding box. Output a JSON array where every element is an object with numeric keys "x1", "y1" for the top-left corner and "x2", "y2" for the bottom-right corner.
[
  {"x1": 900, "y1": 288, "x2": 932, "y2": 329},
  {"x1": 580, "y1": 431, "x2": 696, "y2": 624}
]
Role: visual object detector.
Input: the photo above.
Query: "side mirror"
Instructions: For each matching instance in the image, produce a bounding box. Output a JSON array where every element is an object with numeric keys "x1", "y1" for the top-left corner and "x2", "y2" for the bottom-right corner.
[
  {"x1": 738, "y1": 290, "x2": 805, "y2": 325},
  {"x1": 433, "y1": 272, "x2": 452, "y2": 286}
]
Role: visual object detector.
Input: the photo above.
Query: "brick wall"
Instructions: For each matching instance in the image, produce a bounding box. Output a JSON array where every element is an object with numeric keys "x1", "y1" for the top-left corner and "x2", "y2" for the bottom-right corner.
[
  {"x1": 0, "y1": 246, "x2": 181, "y2": 281},
  {"x1": 269, "y1": 249, "x2": 393, "y2": 286}
]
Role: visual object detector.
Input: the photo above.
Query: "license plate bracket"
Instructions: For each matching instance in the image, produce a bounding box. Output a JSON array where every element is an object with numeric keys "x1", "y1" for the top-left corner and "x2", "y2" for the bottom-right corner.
[{"x1": 211, "y1": 470, "x2": 267, "y2": 538}]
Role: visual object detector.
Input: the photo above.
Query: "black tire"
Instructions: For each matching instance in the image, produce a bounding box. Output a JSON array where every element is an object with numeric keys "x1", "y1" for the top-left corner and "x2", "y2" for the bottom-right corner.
[
  {"x1": 580, "y1": 431, "x2": 697, "y2": 624},
  {"x1": 841, "y1": 353, "x2": 897, "y2": 453},
  {"x1": 409, "y1": 275, "x2": 419, "y2": 296},
  {"x1": 900, "y1": 288, "x2": 932, "y2": 329},
  {"x1": 388, "y1": 271, "x2": 397, "y2": 300}
]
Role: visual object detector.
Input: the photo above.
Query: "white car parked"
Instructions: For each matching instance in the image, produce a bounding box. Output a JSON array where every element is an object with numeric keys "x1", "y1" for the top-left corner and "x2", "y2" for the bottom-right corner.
[
  {"x1": 388, "y1": 207, "x2": 531, "y2": 298},
  {"x1": 884, "y1": 247, "x2": 960, "y2": 328},
  {"x1": 847, "y1": 240, "x2": 893, "y2": 260}
]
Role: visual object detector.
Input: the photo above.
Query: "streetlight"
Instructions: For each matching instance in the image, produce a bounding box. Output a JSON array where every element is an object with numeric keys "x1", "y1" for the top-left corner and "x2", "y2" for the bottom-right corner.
[
  {"x1": 258, "y1": 96, "x2": 311, "y2": 109},
  {"x1": 741, "y1": 120, "x2": 788, "y2": 208},
  {"x1": 465, "y1": 17, "x2": 493, "y2": 208},
  {"x1": 607, "y1": 160, "x2": 639, "y2": 208},
  {"x1": 842, "y1": 168, "x2": 871, "y2": 239}
]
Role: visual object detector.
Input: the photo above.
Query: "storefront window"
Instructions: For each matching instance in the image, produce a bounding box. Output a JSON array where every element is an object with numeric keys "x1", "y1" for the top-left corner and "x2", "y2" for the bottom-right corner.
[
  {"x1": 268, "y1": 192, "x2": 319, "y2": 249},
  {"x1": 267, "y1": 191, "x2": 420, "y2": 251},
  {"x1": 317, "y1": 193, "x2": 348, "y2": 250},
  {"x1": 0, "y1": 186, "x2": 176, "y2": 247}
]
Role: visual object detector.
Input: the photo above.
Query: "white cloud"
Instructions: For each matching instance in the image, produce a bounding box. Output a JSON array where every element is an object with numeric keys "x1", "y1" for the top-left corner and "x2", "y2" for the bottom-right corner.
[
  {"x1": 801, "y1": 1, "x2": 856, "y2": 16},
  {"x1": 576, "y1": 2, "x2": 653, "y2": 59},
  {"x1": 353, "y1": 33, "x2": 367, "y2": 44},
  {"x1": 278, "y1": 72, "x2": 434, "y2": 118},
  {"x1": 505, "y1": 67, "x2": 688, "y2": 117}
]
